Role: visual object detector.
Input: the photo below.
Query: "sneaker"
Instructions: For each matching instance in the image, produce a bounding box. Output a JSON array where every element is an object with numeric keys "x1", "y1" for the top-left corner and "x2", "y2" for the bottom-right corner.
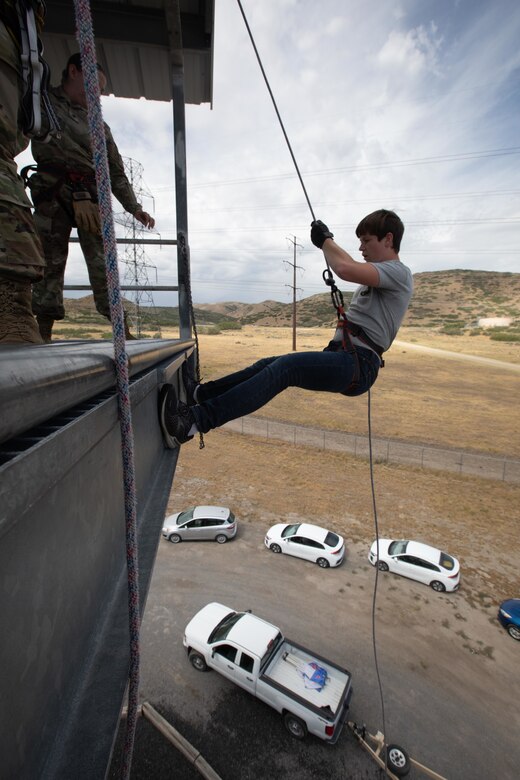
[
  {"x1": 181, "y1": 360, "x2": 199, "y2": 405},
  {"x1": 159, "y1": 384, "x2": 195, "y2": 448}
]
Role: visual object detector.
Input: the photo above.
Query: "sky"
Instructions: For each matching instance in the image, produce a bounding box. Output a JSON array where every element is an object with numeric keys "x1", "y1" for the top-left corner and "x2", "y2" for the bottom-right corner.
[{"x1": 18, "y1": 0, "x2": 520, "y2": 306}]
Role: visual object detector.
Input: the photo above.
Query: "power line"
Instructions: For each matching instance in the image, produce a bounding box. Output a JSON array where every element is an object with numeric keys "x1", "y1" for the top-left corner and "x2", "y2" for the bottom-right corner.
[
  {"x1": 150, "y1": 147, "x2": 520, "y2": 192},
  {"x1": 157, "y1": 145, "x2": 520, "y2": 190},
  {"x1": 153, "y1": 216, "x2": 520, "y2": 235},
  {"x1": 182, "y1": 188, "x2": 520, "y2": 215}
]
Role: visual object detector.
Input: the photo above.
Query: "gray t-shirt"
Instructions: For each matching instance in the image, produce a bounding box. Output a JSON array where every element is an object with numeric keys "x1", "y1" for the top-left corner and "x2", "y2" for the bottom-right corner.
[{"x1": 335, "y1": 260, "x2": 413, "y2": 352}]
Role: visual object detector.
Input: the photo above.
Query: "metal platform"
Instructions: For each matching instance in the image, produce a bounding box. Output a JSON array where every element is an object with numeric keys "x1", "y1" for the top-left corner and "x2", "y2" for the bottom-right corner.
[{"x1": 0, "y1": 338, "x2": 193, "y2": 779}]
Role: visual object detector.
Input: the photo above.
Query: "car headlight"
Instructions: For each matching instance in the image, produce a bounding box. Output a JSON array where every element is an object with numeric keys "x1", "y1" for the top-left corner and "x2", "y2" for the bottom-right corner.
[{"x1": 500, "y1": 609, "x2": 512, "y2": 618}]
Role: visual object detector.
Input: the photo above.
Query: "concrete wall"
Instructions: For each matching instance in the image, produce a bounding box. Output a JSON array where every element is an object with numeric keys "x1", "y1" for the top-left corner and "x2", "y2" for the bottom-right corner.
[{"x1": 223, "y1": 416, "x2": 520, "y2": 484}]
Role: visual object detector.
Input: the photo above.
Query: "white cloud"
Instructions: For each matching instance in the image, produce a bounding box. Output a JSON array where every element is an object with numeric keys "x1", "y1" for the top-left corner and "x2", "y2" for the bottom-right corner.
[
  {"x1": 378, "y1": 24, "x2": 442, "y2": 76},
  {"x1": 15, "y1": 0, "x2": 520, "y2": 305}
]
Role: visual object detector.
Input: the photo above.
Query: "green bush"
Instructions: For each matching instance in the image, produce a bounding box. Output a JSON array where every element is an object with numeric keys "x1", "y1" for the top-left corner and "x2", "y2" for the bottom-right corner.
[
  {"x1": 219, "y1": 321, "x2": 242, "y2": 331},
  {"x1": 489, "y1": 331, "x2": 520, "y2": 342},
  {"x1": 441, "y1": 324, "x2": 464, "y2": 335},
  {"x1": 198, "y1": 326, "x2": 223, "y2": 335}
]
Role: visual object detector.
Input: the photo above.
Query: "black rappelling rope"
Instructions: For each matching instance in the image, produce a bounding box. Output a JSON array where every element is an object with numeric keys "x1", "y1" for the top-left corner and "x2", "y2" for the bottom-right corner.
[
  {"x1": 235, "y1": 0, "x2": 315, "y2": 222},
  {"x1": 235, "y1": 0, "x2": 346, "y2": 322},
  {"x1": 235, "y1": 1, "x2": 391, "y2": 769}
]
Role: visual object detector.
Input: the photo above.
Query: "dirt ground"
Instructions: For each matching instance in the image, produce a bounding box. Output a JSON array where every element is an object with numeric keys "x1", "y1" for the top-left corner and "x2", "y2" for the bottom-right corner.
[{"x1": 172, "y1": 430, "x2": 520, "y2": 654}]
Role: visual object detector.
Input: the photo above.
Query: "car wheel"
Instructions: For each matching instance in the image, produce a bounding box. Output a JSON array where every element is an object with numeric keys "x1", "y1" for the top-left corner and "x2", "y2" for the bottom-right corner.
[
  {"x1": 215, "y1": 534, "x2": 228, "y2": 544},
  {"x1": 377, "y1": 561, "x2": 389, "y2": 572},
  {"x1": 430, "y1": 580, "x2": 446, "y2": 592},
  {"x1": 507, "y1": 624, "x2": 520, "y2": 641},
  {"x1": 189, "y1": 652, "x2": 208, "y2": 672},
  {"x1": 270, "y1": 543, "x2": 282, "y2": 554},
  {"x1": 385, "y1": 744, "x2": 411, "y2": 777},
  {"x1": 317, "y1": 557, "x2": 330, "y2": 568},
  {"x1": 168, "y1": 533, "x2": 181, "y2": 544},
  {"x1": 283, "y1": 712, "x2": 307, "y2": 740}
]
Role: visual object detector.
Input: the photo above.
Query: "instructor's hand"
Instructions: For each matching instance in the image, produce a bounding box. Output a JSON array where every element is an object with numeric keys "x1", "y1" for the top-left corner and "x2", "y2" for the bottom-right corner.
[
  {"x1": 134, "y1": 209, "x2": 155, "y2": 229},
  {"x1": 310, "y1": 219, "x2": 334, "y2": 249}
]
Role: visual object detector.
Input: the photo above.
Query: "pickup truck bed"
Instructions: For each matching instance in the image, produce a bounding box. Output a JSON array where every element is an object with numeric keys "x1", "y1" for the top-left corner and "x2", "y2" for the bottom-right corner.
[{"x1": 263, "y1": 640, "x2": 350, "y2": 716}]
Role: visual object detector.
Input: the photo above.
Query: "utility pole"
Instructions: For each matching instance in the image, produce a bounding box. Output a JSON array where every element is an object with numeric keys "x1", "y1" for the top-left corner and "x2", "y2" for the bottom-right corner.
[{"x1": 284, "y1": 235, "x2": 304, "y2": 351}]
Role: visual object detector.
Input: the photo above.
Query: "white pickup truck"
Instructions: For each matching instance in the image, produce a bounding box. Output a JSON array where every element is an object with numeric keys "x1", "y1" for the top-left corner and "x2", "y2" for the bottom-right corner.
[{"x1": 183, "y1": 602, "x2": 353, "y2": 742}]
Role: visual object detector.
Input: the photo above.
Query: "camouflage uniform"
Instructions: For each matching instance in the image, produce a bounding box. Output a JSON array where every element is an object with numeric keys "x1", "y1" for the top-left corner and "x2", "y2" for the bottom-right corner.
[
  {"x1": 0, "y1": 10, "x2": 45, "y2": 284},
  {"x1": 30, "y1": 85, "x2": 142, "y2": 320}
]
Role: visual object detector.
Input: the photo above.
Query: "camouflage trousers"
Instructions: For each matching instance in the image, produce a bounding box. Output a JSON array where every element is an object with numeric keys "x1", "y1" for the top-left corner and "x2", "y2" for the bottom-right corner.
[
  {"x1": 31, "y1": 186, "x2": 110, "y2": 320},
  {"x1": 0, "y1": 44, "x2": 45, "y2": 283}
]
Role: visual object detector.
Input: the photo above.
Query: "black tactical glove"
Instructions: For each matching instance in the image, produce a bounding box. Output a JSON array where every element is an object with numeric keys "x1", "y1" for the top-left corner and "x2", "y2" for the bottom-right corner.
[{"x1": 310, "y1": 220, "x2": 334, "y2": 249}]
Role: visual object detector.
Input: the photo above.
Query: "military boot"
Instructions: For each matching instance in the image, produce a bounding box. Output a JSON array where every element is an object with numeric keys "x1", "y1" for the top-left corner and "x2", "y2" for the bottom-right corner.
[
  {"x1": 0, "y1": 277, "x2": 43, "y2": 345},
  {"x1": 36, "y1": 314, "x2": 54, "y2": 343}
]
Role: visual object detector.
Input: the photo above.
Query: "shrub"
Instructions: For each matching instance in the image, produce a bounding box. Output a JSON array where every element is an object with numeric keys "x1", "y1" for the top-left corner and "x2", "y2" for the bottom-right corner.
[
  {"x1": 219, "y1": 321, "x2": 242, "y2": 331},
  {"x1": 489, "y1": 331, "x2": 520, "y2": 342},
  {"x1": 441, "y1": 324, "x2": 464, "y2": 335}
]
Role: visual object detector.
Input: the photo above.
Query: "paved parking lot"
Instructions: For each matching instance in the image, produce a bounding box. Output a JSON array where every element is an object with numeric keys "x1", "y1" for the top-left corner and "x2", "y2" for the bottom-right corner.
[{"x1": 130, "y1": 521, "x2": 519, "y2": 779}]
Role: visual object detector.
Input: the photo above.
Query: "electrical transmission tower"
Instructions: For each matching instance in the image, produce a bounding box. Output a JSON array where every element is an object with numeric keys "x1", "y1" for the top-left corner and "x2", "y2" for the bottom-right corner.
[
  {"x1": 114, "y1": 157, "x2": 160, "y2": 337},
  {"x1": 284, "y1": 235, "x2": 304, "y2": 351}
]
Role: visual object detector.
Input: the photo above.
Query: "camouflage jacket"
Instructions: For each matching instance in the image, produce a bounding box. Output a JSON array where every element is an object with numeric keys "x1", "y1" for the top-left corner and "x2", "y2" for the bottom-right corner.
[
  {"x1": 0, "y1": 2, "x2": 47, "y2": 207},
  {"x1": 31, "y1": 85, "x2": 141, "y2": 215},
  {"x1": 0, "y1": 1, "x2": 45, "y2": 58}
]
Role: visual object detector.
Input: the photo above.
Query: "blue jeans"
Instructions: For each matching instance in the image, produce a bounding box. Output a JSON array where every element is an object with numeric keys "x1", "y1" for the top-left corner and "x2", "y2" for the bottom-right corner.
[{"x1": 191, "y1": 347, "x2": 381, "y2": 434}]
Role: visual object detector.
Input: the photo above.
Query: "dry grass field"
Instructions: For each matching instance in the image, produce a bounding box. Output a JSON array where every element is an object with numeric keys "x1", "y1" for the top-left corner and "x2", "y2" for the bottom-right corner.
[{"x1": 164, "y1": 324, "x2": 520, "y2": 457}]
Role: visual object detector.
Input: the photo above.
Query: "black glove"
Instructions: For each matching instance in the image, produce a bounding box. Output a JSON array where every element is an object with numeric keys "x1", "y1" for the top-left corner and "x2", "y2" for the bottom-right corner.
[{"x1": 310, "y1": 220, "x2": 334, "y2": 249}]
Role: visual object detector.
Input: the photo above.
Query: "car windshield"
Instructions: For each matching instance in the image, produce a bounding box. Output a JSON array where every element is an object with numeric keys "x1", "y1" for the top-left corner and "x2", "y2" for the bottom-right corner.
[
  {"x1": 208, "y1": 612, "x2": 244, "y2": 643},
  {"x1": 227, "y1": 511, "x2": 235, "y2": 523},
  {"x1": 439, "y1": 552, "x2": 455, "y2": 570},
  {"x1": 324, "y1": 532, "x2": 339, "y2": 547},
  {"x1": 281, "y1": 524, "x2": 300, "y2": 538},
  {"x1": 388, "y1": 540, "x2": 408, "y2": 555},
  {"x1": 176, "y1": 507, "x2": 195, "y2": 525}
]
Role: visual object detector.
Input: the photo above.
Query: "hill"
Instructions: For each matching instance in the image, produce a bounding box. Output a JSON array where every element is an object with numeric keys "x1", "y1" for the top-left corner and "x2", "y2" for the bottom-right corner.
[
  {"x1": 62, "y1": 270, "x2": 520, "y2": 337},
  {"x1": 406, "y1": 270, "x2": 520, "y2": 330}
]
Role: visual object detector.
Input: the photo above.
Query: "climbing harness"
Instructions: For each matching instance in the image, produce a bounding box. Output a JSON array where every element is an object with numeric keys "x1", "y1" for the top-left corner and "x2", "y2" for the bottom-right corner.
[
  {"x1": 73, "y1": 2, "x2": 139, "y2": 778},
  {"x1": 21, "y1": 162, "x2": 99, "y2": 230},
  {"x1": 10, "y1": 0, "x2": 60, "y2": 140}
]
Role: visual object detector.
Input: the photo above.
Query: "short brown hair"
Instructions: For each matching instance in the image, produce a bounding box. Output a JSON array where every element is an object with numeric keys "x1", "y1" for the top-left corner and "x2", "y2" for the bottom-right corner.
[
  {"x1": 356, "y1": 209, "x2": 404, "y2": 253},
  {"x1": 62, "y1": 53, "x2": 105, "y2": 84}
]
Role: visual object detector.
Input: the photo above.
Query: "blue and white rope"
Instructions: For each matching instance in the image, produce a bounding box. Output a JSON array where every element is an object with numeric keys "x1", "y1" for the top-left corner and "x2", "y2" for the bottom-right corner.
[{"x1": 73, "y1": 2, "x2": 140, "y2": 778}]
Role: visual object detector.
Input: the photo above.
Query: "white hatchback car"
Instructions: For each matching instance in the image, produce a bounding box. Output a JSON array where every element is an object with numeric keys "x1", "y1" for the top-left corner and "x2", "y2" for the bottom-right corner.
[
  {"x1": 264, "y1": 522, "x2": 345, "y2": 568},
  {"x1": 162, "y1": 506, "x2": 237, "y2": 544},
  {"x1": 368, "y1": 539, "x2": 460, "y2": 592}
]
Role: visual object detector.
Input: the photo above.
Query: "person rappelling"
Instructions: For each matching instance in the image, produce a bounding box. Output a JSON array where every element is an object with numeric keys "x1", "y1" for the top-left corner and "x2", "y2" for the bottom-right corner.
[{"x1": 159, "y1": 208, "x2": 413, "y2": 448}]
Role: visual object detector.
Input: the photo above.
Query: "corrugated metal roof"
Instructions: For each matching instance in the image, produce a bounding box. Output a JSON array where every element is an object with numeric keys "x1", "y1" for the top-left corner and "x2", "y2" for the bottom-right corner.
[{"x1": 41, "y1": 0, "x2": 214, "y2": 104}]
